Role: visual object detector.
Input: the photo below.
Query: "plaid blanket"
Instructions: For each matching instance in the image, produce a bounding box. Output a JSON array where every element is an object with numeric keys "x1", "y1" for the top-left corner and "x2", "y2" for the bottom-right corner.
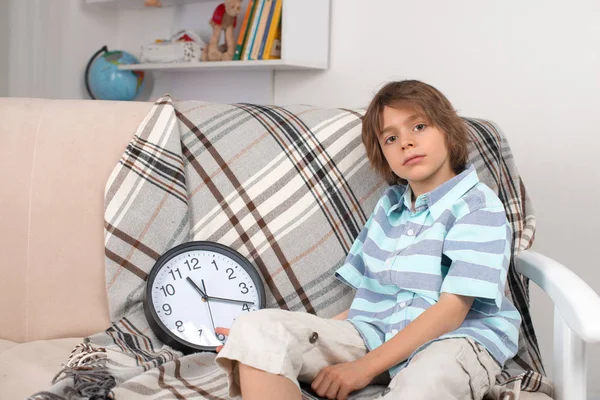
[{"x1": 29, "y1": 97, "x2": 553, "y2": 400}]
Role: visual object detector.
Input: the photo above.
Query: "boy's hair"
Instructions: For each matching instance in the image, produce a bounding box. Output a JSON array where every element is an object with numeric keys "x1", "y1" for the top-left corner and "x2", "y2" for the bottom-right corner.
[{"x1": 362, "y1": 80, "x2": 470, "y2": 185}]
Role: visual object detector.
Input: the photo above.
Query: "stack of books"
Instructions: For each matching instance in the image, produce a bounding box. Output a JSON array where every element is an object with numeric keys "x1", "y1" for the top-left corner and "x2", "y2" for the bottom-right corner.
[{"x1": 234, "y1": 0, "x2": 282, "y2": 61}]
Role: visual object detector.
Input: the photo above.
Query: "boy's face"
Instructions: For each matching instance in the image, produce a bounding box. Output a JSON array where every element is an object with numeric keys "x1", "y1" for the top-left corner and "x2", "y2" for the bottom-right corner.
[{"x1": 378, "y1": 106, "x2": 456, "y2": 197}]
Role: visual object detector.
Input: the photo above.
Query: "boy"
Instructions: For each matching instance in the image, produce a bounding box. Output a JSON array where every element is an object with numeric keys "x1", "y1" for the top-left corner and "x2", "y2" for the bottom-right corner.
[{"x1": 215, "y1": 80, "x2": 521, "y2": 400}]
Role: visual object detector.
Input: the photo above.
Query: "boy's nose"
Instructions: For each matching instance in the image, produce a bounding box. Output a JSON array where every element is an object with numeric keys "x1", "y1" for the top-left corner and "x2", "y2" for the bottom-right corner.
[
  {"x1": 401, "y1": 141, "x2": 415, "y2": 151},
  {"x1": 399, "y1": 132, "x2": 416, "y2": 150}
]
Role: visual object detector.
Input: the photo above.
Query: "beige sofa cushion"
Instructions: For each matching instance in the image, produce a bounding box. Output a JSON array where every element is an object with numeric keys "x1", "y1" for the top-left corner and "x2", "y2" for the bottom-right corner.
[
  {"x1": 0, "y1": 339, "x2": 18, "y2": 353},
  {"x1": 0, "y1": 99, "x2": 45, "y2": 343},
  {"x1": 0, "y1": 98, "x2": 153, "y2": 342},
  {"x1": 0, "y1": 337, "x2": 83, "y2": 399}
]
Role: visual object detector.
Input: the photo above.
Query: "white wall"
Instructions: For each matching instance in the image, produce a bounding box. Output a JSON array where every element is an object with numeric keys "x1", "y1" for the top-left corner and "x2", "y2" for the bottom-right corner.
[
  {"x1": 0, "y1": 0, "x2": 9, "y2": 96},
  {"x1": 4, "y1": 0, "x2": 271, "y2": 103},
  {"x1": 275, "y1": 0, "x2": 600, "y2": 397},
  {"x1": 7, "y1": 0, "x2": 118, "y2": 99}
]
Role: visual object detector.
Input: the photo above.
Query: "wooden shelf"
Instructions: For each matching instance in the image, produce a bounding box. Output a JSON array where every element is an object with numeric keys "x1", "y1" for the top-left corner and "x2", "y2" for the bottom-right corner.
[
  {"x1": 95, "y1": 0, "x2": 330, "y2": 73},
  {"x1": 118, "y1": 59, "x2": 325, "y2": 72}
]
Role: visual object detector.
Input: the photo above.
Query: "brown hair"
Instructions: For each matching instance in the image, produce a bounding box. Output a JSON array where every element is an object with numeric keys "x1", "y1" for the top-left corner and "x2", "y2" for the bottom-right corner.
[{"x1": 362, "y1": 80, "x2": 470, "y2": 185}]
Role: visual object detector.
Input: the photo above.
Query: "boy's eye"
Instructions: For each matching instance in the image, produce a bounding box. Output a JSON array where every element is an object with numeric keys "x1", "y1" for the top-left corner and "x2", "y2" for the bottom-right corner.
[
  {"x1": 385, "y1": 136, "x2": 397, "y2": 144},
  {"x1": 414, "y1": 124, "x2": 426, "y2": 132}
]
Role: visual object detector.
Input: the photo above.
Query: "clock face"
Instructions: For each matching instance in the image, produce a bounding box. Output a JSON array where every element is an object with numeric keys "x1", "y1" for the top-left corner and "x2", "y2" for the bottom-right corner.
[{"x1": 144, "y1": 242, "x2": 265, "y2": 353}]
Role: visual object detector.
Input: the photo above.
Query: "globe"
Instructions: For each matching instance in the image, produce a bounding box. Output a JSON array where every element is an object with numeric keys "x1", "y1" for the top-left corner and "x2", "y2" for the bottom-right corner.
[{"x1": 85, "y1": 46, "x2": 145, "y2": 101}]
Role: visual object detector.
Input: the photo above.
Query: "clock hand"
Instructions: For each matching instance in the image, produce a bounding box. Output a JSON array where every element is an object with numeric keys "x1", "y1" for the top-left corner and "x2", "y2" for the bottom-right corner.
[
  {"x1": 186, "y1": 277, "x2": 208, "y2": 300},
  {"x1": 201, "y1": 279, "x2": 217, "y2": 334},
  {"x1": 206, "y1": 295, "x2": 255, "y2": 305}
]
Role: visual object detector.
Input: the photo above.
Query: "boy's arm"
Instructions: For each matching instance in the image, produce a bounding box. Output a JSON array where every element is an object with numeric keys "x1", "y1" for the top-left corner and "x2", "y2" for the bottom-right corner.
[
  {"x1": 331, "y1": 308, "x2": 350, "y2": 321},
  {"x1": 357, "y1": 293, "x2": 474, "y2": 378}
]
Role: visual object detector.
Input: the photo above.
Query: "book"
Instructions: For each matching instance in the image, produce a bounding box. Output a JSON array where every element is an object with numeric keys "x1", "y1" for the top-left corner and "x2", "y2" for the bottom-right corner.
[
  {"x1": 242, "y1": 0, "x2": 265, "y2": 60},
  {"x1": 259, "y1": 0, "x2": 282, "y2": 60},
  {"x1": 265, "y1": 9, "x2": 282, "y2": 59},
  {"x1": 233, "y1": 0, "x2": 256, "y2": 61},
  {"x1": 250, "y1": 0, "x2": 274, "y2": 60}
]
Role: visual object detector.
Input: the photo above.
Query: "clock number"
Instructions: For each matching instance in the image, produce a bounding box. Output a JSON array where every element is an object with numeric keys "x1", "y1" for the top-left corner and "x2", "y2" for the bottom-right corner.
[
  {"x1": 242, "y1": 303, "x2": 250, "y2": 312},
  {"x1": 169, "y1": 268, "x2": 182, "y2": 281},
  {"x1": 160, "y1": 284, "x2": 175, "y2": 297},
  {"x1": 162, "y1": 304, "x2": 172, "y2": 315},
  {"x1": 176, "y1": 320, "x2": 185, "y2": 332},
  {"x1": 226, "y1": 267, "x2": 237, "y2": 280},
  {"x1": 184, "y1": 258, "x2": 200, "y2": 271},
  {"x1": 211, "y1": 260, "x2": 219, "y2": 271},
  {"x1": 239, "y1": 282, "x2": 249, "y2": 294}
]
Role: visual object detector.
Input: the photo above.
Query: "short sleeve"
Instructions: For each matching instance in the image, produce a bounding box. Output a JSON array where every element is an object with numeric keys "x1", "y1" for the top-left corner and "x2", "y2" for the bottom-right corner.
[
  {"x1": 334, "y1": 213, "x2": 374, "y2": 290},
  {"x1": 440, "y1": 206, "x2": 512, "y2": 314}
]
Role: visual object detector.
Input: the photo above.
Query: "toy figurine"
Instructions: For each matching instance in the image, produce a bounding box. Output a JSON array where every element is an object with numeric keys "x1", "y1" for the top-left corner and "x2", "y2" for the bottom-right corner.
[{"x1": 201, "y1": 0, "x2": 243, "y2": 61}]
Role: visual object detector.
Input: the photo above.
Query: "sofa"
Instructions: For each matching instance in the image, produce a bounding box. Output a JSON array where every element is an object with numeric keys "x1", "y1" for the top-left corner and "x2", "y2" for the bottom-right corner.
[
  {"x1": 0, "y1": 98, "x2": 153, "y2": 399},
  {"x1": 1, "y1": 97, "x2": 598, "y2": 400}
]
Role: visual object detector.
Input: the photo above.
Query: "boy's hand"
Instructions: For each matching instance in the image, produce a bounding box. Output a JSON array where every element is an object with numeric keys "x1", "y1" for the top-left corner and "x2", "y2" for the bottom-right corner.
[
  {"x1": 311, "y1": 360, "x2": 374, "y2": 400},
  {"x1": 215, "y1": 327, "x2": 230, "y2": 353}
]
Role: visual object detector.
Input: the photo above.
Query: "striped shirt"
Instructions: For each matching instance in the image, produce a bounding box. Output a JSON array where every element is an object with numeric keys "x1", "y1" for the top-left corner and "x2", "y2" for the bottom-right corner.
[{"x1": 335, "y1": 164, "x2": 521, "y2": 377}]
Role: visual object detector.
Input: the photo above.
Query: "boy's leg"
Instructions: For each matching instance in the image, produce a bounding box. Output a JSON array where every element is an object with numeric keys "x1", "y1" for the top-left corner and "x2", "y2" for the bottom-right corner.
[
  {"x1": 215, "y1": 308, "x2": 368, "y2": 399},
  {"x1": 377, "y1": 338, "x2": 501, "y2": 400},
  {"x1": 238, "y1": 363, "x2": 302, "y2": 400}
]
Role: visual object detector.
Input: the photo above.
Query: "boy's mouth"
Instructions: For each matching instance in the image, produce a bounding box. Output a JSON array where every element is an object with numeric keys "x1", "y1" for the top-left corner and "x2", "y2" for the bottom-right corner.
[{"x1": 403, "y1": 155, "x2": 425, "y2": 166}]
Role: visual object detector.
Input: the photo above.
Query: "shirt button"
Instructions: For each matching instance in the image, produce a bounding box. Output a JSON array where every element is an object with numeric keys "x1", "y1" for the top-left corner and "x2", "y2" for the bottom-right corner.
[
  {"x1": 391, "y1": 329, "x2": 399, "y2": 335},
  {"x1": 406, "y1": 229, "x2": 415, "y2": 236},
  {"x1": 309, "y1": 332, "x2": 319, "y2": 344},
  {"x1": 400, "y1": 301, "x2": 407, "y2": 308}
]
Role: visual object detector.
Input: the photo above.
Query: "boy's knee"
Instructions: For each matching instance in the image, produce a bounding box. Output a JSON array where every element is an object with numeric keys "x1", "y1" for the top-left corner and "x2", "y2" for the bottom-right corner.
[
  {"x1": 228, "y1": 309, "x2": 295, "y2": 352},
  {"x1": 230, "y1": 308, "x2": 286, "y2": 334}
]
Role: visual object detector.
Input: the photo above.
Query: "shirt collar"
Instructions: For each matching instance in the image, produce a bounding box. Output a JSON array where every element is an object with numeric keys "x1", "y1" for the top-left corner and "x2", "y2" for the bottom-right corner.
[{"x1": 386, "y1": 164, "x2": 480, "y2": 219}]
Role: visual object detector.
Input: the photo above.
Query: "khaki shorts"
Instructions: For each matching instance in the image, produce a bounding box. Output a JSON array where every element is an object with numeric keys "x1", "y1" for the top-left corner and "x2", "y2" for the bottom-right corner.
[{"x1": 215, "y1": 309, "x2": 501, "y2": 399}]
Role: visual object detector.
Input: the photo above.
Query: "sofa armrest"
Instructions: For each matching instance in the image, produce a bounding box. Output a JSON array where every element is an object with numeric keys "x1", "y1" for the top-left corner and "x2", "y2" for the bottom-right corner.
[
  {"x1": 515, "y1": 250, "x2": 600, "y2": 400},
  {"x1": 515, "y1": 250, "x2": 600, "y2": 343}
]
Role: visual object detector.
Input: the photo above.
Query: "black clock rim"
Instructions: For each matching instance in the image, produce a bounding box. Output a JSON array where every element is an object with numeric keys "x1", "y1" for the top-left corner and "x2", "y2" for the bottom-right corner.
[{"x1": 144, "y1": 241, "x2": 266, "y2": 354}]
